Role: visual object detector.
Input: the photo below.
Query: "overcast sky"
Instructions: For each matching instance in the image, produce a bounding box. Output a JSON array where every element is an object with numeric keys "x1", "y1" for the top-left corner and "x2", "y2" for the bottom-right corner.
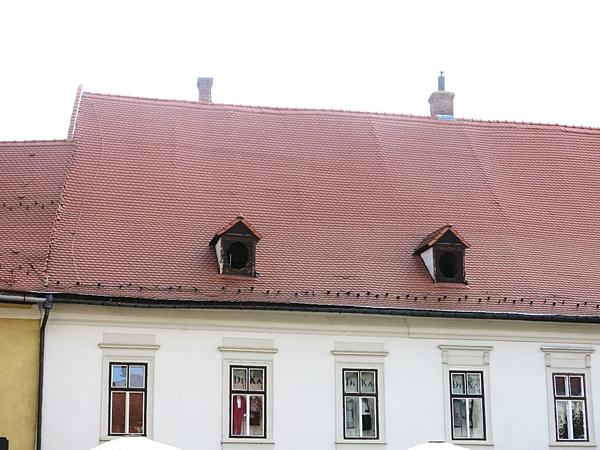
[{"x1": 1, "y1": 1, "x2": 599, "y2": 141}]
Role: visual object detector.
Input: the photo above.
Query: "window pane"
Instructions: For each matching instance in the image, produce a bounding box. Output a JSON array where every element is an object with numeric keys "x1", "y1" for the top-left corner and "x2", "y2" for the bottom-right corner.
[
  {"x1": 361, "y1": 372, "x2": 376, "y2": 394},
  {"x1": 112, "y1": 365, "x2": 127, "y2": 387},
  {"x1": 570, "y1": 376, "x2": 583, "y2": 397},
  {"x1": 231, "y1": 394, "x2": 247, "y2": 436},
  {"x1": 452, "y1": 398, "x2": 467, "y2": 438},
  {"x1": 345, "y1": 371, "x2": 359, "y2": 393},
  {"x1": 362, "y1": 397, "x2": 376, "y2": 437},
  {"x1": 572, "y1": 401, "x2": 586, "y2": 440},
  {"x1": 468, "y1": 398, "x2": 484, "y2": 439},
  {"x1": 556, "y1": 400, "x2": 569, "y2": 440},
  {"x1": 129, "y1": 366, "x2": 145, "y2": 389},
  {"x1": 555, "y1": 376, "x2": 567, "y2": 396},
  {"x1": 129, "y1": 393, "x2": 145, "y2": 434},
  {"x1": 232, "y1": 368, "x2": 247, "y2": 390},
  {"x1": 249, "y1": 369, "x2": 264, "y2": 392},
  {"x1": 345, "y1": 397, "x2": 359, "y2": 437},
  {"x1": 111, "y1": 392, "x2": 126, "y2": 434},
  {"x1": 467, "y1": 373, "x2": 482, "y2": 395},
  {"x1": 452, "y1": 373, "x2": 465, "y2": 395},
  {"x1": 248, "y1": 395, "x2": 264, "y2": 436}
]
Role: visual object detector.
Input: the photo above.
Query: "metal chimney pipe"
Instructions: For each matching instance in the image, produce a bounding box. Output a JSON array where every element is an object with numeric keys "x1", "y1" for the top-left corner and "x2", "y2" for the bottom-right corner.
[{"x1": 429, "y1": 72, "x2": 455, "y2": 118}]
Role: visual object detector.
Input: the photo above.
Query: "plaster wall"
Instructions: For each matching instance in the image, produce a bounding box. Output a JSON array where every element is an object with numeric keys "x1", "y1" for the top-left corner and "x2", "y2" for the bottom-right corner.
[
  {"x1": 0, "y1": 307, "x2": 40, "y2": 450},
  {"x1": 41, "y1": 305, "x2": 600, "y2": 450}
]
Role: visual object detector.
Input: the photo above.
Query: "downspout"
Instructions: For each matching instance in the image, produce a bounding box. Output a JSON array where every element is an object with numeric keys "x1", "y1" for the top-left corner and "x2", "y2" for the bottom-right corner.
[{"x1": 36, "y1": 295, "x2": 53, "y2": 450}]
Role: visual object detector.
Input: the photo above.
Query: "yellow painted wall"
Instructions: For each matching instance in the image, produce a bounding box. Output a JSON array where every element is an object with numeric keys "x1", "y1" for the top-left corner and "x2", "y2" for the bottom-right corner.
[{"x1": 0, "y1": 315, "x2": 39, "y2": 450}]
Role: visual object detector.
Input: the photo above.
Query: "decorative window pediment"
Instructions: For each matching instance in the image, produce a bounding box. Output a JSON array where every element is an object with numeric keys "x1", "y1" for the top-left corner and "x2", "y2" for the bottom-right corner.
[
  {"x1": 413, "y1": 225, "x2": 470, "y2": 283},
  {"x1": 209, "y1": 217, "x2": 262, "y2": 277}
]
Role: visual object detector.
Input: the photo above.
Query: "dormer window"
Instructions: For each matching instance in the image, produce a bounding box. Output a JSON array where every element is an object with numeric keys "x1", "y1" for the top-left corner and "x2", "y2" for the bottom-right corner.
[
  {"x1": 209, "y1": 217, "x2": 262, "y2": 277},
  {"x1": 413, "y1": 225, "x2": 470, "y2": 283}
]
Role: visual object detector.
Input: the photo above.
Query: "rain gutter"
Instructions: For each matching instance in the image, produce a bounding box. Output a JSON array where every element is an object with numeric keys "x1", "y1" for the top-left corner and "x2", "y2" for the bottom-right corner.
[
  {"x1": 0, "y1": 293, "x2": 47, "y2": 304},
  {"x1": 50, "y1": 294, "x2": 600, "y2": 324}
]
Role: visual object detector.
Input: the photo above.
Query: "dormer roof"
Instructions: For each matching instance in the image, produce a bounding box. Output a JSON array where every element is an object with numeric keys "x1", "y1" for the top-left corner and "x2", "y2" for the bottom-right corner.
[
  {"x1": 413, "y1": 225, "x2": 471, "y2": 255},
  {"x1": 209, "y1": 216, "x2": 262, "y2": 246}
]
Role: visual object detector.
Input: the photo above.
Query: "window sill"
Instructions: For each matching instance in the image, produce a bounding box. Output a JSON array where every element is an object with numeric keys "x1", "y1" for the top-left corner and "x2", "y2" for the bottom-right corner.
[
  {"x1": 100, "y1": 435, "x2": 151, "y2": 443},
  {"x1": 550, "y1": 443, "x2": 596, "y2": 448},
  {"x1": 335, "y1": 440, "x2": 388, "y2": 445},
  {"x1": 449, "y1": 440, "x2": 494, "y2": 446},
  {"x1": 222, "y1": 438, "x2": 274, "y2": 445}
]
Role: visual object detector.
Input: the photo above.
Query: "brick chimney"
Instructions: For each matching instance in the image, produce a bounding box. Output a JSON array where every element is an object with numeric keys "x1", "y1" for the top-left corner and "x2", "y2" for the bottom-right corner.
[
  {"x1": 428, "y1": 72, "x2": 455, "y2": 118},
  {"x1": 197, "y1": 77, "x2": 213, "y2": 104}
]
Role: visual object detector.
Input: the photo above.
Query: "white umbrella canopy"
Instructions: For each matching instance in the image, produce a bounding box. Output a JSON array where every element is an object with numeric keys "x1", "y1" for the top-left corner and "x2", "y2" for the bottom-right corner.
[
  {"x1": 90, "y1": 437, "x2": 183, "y2": 450},
  {"x1": 407, "y1": 441, "x2": 470, "y2": 450}
]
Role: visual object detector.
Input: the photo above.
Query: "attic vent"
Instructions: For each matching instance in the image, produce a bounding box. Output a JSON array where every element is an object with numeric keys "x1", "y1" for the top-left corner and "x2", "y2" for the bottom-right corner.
[
  {"x1": 413, "y1": 225, "x2": 470, "y2": 283},
  {"x1": 209, "y1": 217, "x2": 262, "y2": 277}
]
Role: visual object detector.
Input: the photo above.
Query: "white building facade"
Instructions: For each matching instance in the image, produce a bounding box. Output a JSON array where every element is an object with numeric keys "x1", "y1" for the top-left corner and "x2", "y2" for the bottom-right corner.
[{"x1": 42, "y1": 304, "x2": 598, "y2": 450}]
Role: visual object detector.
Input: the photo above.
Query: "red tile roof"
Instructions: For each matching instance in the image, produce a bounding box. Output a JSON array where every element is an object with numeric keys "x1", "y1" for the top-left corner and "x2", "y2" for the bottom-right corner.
[
  {"x1": 3, "y1": 91, "x2": 600, "y2": 319},
  {"x1": 0, "y1": 140, "x2": 73, "y2": 292}
]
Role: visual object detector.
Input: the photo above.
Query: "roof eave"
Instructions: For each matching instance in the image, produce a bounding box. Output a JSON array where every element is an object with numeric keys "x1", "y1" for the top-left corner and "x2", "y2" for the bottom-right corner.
[{"x1": 45, "y1": 292, "x2": 600, "y2": 325}]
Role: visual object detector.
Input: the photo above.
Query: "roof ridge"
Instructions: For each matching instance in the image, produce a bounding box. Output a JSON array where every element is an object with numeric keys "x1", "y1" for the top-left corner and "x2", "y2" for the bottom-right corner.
[
  {"x1": 67, "y1": 85, "x2": 84, "y2": 140},
  {"x1": 83, "y1": 91, "x2": 432, "y2": 120},
  {"x1": 42, "y1": 137, "x2": 79, "y2": 287},
  {"x1": 0, "y1": 139, "x2": 73, "y2": 145},
  {"x1": 82, "y1": 91, "x2": 600, "y2": 131},
  {"x1": 458, "y1": 116, "x2": 600, "y2": 131}
]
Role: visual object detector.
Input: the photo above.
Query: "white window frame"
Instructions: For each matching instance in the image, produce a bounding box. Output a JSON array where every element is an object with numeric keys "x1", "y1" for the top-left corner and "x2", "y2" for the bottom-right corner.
[
  {"x1": 99, "y1": 333, "x2": 159, "y2": 442},
  {"x1": 541, "y1": 346, "x2": 596, "y2": 447},
  {"x1": 108, "y1": 362, "x2": 148, "y2": 435},
  {"x1": 439, "y1": 345, "x2": 493, "y2": 445},
  {"x1": 229, "y1": 365, "x2": 267, "y2": 438},
  {"x1": 553, "y1": 374, "x2": 588, "y2": 441},
  {"x1": 342, "y1": 369, "x2": 379, "y2": 439},
  {"x1": 219, "y1": 337, "x2": 276, "y2": 447},
  {"x1": 332, "y1": 341, "x2": 388, "y2": 445}
]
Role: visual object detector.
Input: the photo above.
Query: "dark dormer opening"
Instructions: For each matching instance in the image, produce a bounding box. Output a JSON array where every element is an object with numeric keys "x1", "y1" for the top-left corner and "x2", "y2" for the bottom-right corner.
[
  {"x1": 227, "y1": 242, "x2": 249, "y2": 269},
  {"x1": 413, "y1": 225, "x2": 470, "y2": 283},
  {"x1": 438, "y1": 252, "x2": 459, "y2": 278},
  {"x1": 209, "y1": 217, "x2": 262, "y2": 277}
]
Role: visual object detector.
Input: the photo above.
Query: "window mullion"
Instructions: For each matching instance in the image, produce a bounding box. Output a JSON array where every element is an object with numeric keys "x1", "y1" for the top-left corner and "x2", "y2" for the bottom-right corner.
[
  {"x1": 124, "y1": 392, "x2": 130, "y2": 434},
  {"x1": 125, "y1": 364, "x2": 130, "y2": 435},
  {"x1": 466, "y1": 398, "x2": 471, "y2": 439},
  {"x1": 358, "y1": 396, "x2": 363, "y2": 438},
  {"x1": 245, "y1": 394, "x2": 250, "y2": 435},
  {"x1": 568, "y1": 399, "x2": 575, "y2": 441}
]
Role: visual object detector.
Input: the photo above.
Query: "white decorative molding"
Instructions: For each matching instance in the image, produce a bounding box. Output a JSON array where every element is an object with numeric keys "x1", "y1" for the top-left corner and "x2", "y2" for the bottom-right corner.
[
  {"x1": 46, "y1": 304, "x2": 600, "y2": 345},
  {"x1": 99, "y1": 343, "x2": 160, "y2": 350},
  {"x1": 439, "y1": 344, "x2": 493, "y2": 445},
  {"x1": 439, "y1": 345, "x2": 492, "y2": 366},
  {"x1": 333, "y1": 342, "x2": 387, "y2": 445},
  {"x1": 541, "y1": 346, "x2": 596, "y2": 446},
  {"x1": 541, "y1": 346, "x2": 595, "y2": 369},
  {"x1": 220, "y1": 337, "x2": 276, "y2": 446},
  {"x1": 219, "y1": 338, "x2": 277, "y2": 355},
  {"x1": 99, "y1": 333, "x2": 158, "y2": 442},
  {"x1": 218, "y1": 346, "x2": 278, "y2": 354},
  {"x1": 331, "y1": 350, "x2": 389, "y2": 357},
  {"x1": 332, "y1": 342, "x2": 388, "y2": 362}
]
